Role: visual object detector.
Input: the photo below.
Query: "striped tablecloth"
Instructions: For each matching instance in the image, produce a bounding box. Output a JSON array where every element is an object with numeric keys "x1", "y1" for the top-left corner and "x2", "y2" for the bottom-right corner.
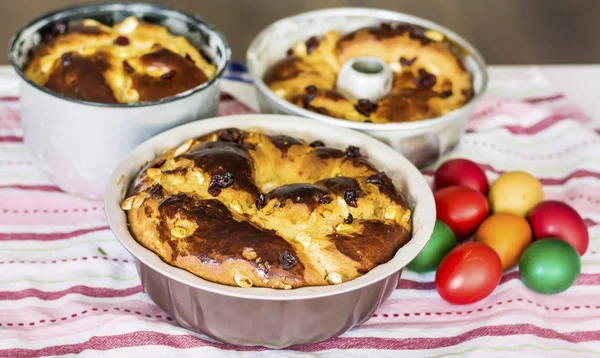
[{"x1": 0, "y1": 63, "x2": 599, "y2": 357}]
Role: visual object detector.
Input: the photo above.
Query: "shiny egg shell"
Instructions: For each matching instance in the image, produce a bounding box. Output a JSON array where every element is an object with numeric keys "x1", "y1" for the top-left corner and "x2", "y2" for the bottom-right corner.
[
  {"x1": 519, "y1": 238, "x2": 580, "y2": 294},
  {"x1": 436, "y1": 241, "x2": 502, "y2": 304},
  {"x1": 407, "y1": 220, "x2": 457, "y2": 273},
  {"x1": 488, "y1": 171, "x2": 544, "y2": 217},
  {"x1": 528, "y1": 201, "x2": 589, "y2": 256},
  {"x1": 434, "y1": 186, "x2": 489, "y2": 240},
  {"x1": 433, "y1": 158, "x2": 489, "y2": 194},
  {"x1": 475, "y1": 213, "x2": 532, "y2": 270}
]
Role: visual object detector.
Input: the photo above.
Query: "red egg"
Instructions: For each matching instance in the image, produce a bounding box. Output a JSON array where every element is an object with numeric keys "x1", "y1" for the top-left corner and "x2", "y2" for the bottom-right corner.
[
  {"x1": 434, "y1": 158, "x2": 489, "y2": 194},
  {"x1": 528, "y1": 201, "x2": 589, "y2": 256},
  {"x1": 434, "y1": 186, "x2": 489, "y2": 240},
  {"x1": 436, "y1": 241, "x2": 502, "y2": 304}
]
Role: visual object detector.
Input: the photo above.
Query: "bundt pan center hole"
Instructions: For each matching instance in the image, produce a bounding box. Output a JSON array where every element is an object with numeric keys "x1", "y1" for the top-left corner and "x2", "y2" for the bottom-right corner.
[
  {"x1": 336, "y1": 57, "x2": 392, "y2": 102},
  {"x1": 351, "y1": 59, "x2": 384, "y2": 74}
]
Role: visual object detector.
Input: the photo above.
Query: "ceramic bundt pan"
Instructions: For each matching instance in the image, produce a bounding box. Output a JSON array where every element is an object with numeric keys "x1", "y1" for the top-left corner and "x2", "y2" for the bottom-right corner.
[{"x1": 104, "y1": 114, "x2": 435, "y2": 348}]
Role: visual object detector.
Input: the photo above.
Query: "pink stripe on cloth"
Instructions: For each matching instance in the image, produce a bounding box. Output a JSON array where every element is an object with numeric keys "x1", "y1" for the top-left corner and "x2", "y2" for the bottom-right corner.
[
  {"x1": 0, "y1": 256, "x2": 130, "y2": 264},
  {"x1": 0, "y1": 304, "x2": 174, "y2": 342},
  {"x1": 373, "y1": 288, "x2": 600, "y2": 322},
  {"x1": 0, "y1": 300, "x2": 169, "y2": 333},
  {"x1": 545, "y1": 187, "x2": 600, "y2": 213},
  {"x1": 0, "y1": 160, "x2": 33, "y2": 167},
  {"x1": 0, "y1": 226, "x2": 109, "y2": 241},
  {"x1": 501, "y1": 114, "x2": 575, "y2": 135},
  {"x1": 0, "y1": 285, "x2": 143, "y2": 301},
  {"x1": 584, "y1": 218, "x2": 599, "y2": 227},
  {"x1": 0, "y1": 184, "x2": 62, "y2": 192},
  {"x1": 461, "y1": 138, "x2": 599, "y2": 161},
  {"x1": 423, "y1": 165, "x2": 600, "y2": 186},
  {"x1": 550, "y1": 103, "x2": 593, "y2": 123},
  {"x1": 396, "y1": 272, "x2": 600, "y2": 290},
  {"x1": 219, "y1": 93, "x2": 236, "y2": 101},
  {"x1": 0, "y1": 190, "x2": 104, "y2": 225},
  {"x1": 0, "y1": 135, "x2": 23, "y2": 143},
  {"x1": 355, "y1": 318, "x2": 600, "y2": 332},
  {"x1": 469, "y1": 97, "x2": 536, "y2": 123},
  {"x1": 468, "y1": 114, "x2": 573, "y2": 135},
  {"x1": 523, "y1": 93, "x2": 566, "y2": 104},
  {"x1": 0, "y1": 106, "x2": 21, "y2": 129},
  {"x1": 468, "y1": 96, "x2": 591, "y2": 134},
  {"x1": 218, "y1": 101, "x2": 255, "y2": 116},
  {"x1": 2, "y1": 324, "x2": 600, "y2": 356}
]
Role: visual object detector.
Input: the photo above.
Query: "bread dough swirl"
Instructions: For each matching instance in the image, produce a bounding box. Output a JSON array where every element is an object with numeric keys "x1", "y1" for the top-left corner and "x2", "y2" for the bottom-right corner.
[
  {"x1": 123, "y1": 128, "x2": 412, "y2": 289},
  {"x1": 264, "y1": 23, "x2": 473, "y2": 123}
]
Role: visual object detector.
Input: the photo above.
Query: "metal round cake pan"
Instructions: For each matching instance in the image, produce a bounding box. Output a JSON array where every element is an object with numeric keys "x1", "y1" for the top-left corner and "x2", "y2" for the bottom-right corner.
[
  {"x1": 8, "y1": 2, "x2": 230, "y2": 199},
  {"x1": 104, "y1": 114, "x2": 435, "y2": 349},
  {"x1": 246, "y1": 8, "x2": 488, "y2": 168}
]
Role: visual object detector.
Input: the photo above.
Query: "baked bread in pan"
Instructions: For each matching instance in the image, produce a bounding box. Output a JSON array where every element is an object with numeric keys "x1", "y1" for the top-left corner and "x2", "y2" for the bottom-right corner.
[
  {"x1": 264, "y1": 23, "x2": 473, "y2": 123},
  {"x1": 24, "y1": 16, "x2": 216, "y2": 104},
  {"x1": 122, "y1": 128, "x2": 412, "y2": 289}
]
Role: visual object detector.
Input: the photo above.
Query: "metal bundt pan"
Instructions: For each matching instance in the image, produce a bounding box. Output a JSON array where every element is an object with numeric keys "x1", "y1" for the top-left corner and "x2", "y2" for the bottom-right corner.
[{"x1": 247, "y1": 8, "x2": 488, "y2": 168}]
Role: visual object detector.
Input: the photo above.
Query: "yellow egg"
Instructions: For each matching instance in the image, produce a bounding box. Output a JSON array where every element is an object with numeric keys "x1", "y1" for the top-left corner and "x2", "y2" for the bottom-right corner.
[{"x1": 488, "y1": 171, "x2": 543, "y2": 216}]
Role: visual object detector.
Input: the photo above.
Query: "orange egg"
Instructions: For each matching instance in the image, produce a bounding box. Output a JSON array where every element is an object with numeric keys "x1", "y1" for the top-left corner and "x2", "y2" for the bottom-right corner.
[{"x1": 474, "y1": 213, "x2": 532, "y2": 270}]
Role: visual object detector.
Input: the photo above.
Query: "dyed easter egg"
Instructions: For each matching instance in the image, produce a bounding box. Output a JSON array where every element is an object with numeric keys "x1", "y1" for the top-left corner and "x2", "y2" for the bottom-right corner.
[
  {"x1": 488, "y1": 171, "x2": 544, "y2": 217},
  {"x1": 528, "y1": 201, "x2": 589, "y2": 256},
  {"x1": 436, "y1": 242, "x2": 502, "y2": 304},
  {"x1": 434, "y1": 186, "x2": 489, "y2": 240},
  {"x1": 519, "y1": 238, "x2": 580, "y2": 294},
  {"x1": 407, "y1": 220, "x2": 457, "y2": 273},
  {"x1": 433, "y1": 158, "x2": 489, "y2": 194},
  {"x1": 475, "y1": 213, "x2": 532, "y2": 269}
]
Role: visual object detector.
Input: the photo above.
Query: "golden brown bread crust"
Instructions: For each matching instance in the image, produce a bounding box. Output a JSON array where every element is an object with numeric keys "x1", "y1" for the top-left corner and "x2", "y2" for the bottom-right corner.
[
  {"x1": 24, "y1": 17, "x2": 216, "y2": 104},
  {"x1": 122, "y1": 128, "x2": 412, "y2": 289},
  {"x1": 264, "y1": 23, "x2": 473, "y2": 123}
]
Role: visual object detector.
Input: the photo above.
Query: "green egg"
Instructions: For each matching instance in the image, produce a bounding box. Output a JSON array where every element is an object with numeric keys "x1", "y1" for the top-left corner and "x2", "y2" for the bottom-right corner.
[
  {"x1": 407, "y1": 220, "x2": 457, "y2": 273},
  {"x1": 519, "y1": 238, "x2": 581, "y2": 294}
]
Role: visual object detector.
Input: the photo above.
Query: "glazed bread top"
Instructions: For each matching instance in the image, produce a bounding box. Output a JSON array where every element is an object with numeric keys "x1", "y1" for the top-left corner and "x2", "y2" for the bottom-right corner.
[
  {"x1": 264, "y1": 22, "x2": 473, "y2": 123},
  {"x1": 122, "y1": 128, "x2": 412, "y2": 289},
  {"x1": 24, "y1": 17, "x2": 216, "y2": 104}
]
